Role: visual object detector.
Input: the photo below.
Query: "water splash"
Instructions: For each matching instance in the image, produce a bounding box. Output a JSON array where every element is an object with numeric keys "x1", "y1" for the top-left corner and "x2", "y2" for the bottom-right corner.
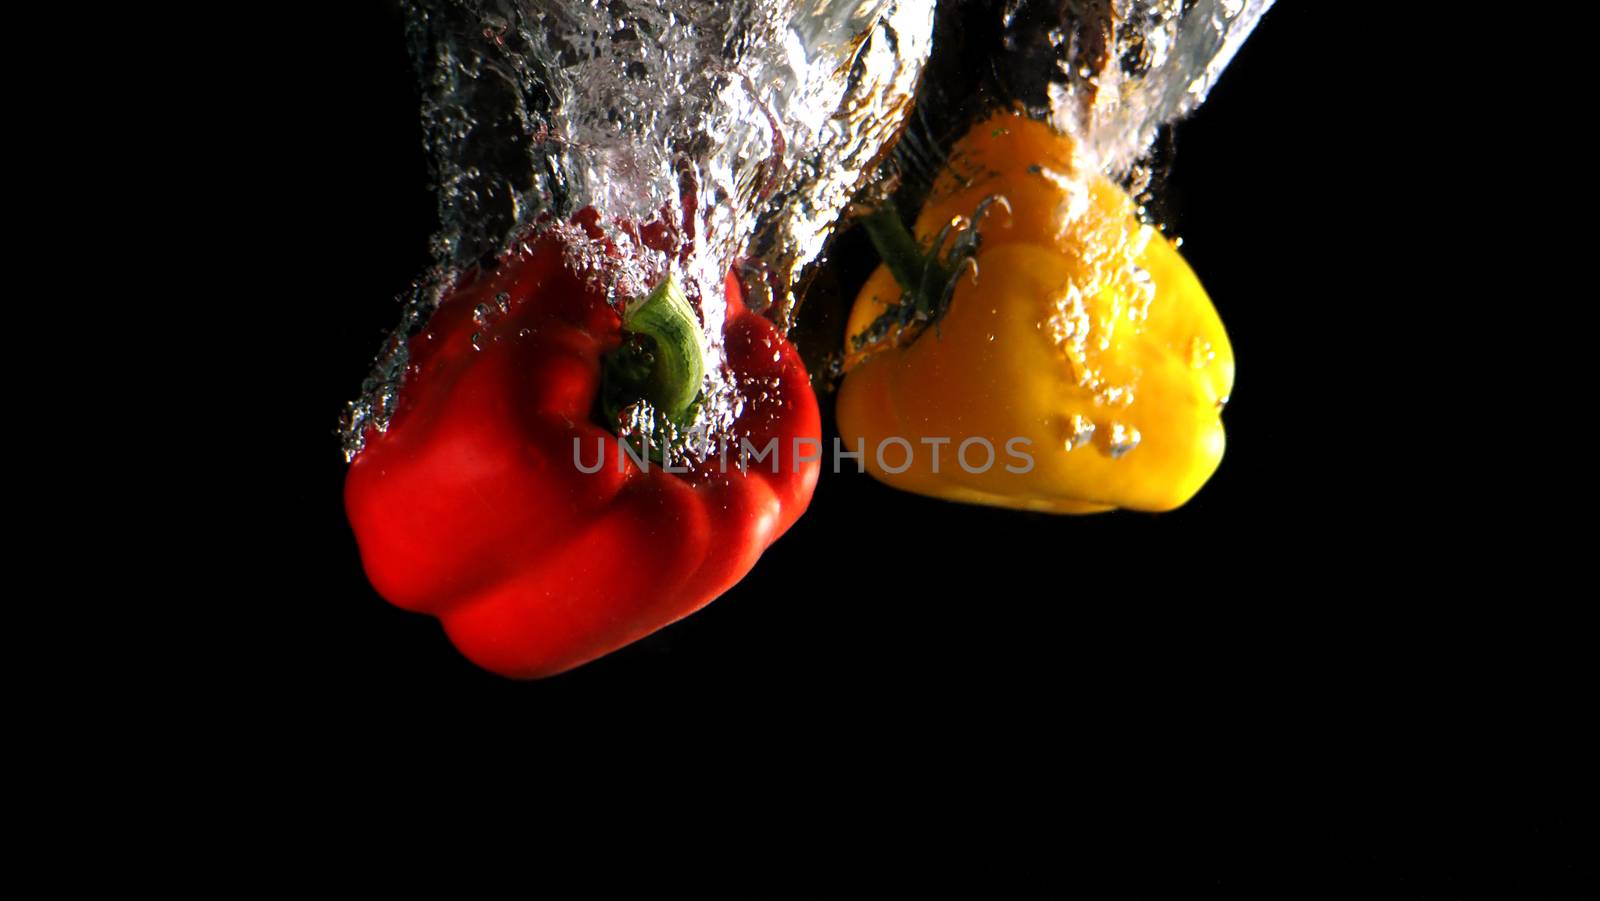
[
  {"x1": 1007, "y1": 0, "x2": 1275, "y2": 176},
  {"x1": 342, "y1": 0, "x2": 934, "y2": 460}
]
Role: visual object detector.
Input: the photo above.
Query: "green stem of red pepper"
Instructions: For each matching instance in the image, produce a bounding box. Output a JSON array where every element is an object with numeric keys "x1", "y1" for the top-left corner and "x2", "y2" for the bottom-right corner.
[{"x1": 602, "y1": 275, "x2": 706, "y2": 428}]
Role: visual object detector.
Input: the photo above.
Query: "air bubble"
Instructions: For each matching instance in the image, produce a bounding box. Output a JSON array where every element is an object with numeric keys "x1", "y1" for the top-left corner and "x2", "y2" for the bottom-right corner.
[
  {"x1": 1107, "y1": 423, "x2": 1142, "y2": 459},
  {"x1": 1064, "y1": 415, "x2": 1096, "y2": 451}
]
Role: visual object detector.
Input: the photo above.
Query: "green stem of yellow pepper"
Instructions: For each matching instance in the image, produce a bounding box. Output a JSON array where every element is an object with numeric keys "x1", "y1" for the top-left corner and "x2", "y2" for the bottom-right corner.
[
  {"x1": 855, "y1": 197, "x2": 1000, "y2": 351},
  {"x1": 859, "y1": 202, "x2": 937, "y2": 307}
]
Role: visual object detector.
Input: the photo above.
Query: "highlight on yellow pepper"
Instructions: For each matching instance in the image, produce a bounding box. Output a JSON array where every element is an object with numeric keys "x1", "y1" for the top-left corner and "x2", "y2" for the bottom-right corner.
[{"x1": 836, "y1": 109, "x2": 1234, "y2": 513}]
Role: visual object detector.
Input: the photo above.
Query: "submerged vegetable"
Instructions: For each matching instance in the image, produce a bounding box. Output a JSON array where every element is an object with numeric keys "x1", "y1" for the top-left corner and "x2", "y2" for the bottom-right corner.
[
  {"x1": 838, "y1": 110, "x2": 1233, "y2": 513},
  {"x1": 345, "y1": 217, "x2": 820, "y2": 678}
]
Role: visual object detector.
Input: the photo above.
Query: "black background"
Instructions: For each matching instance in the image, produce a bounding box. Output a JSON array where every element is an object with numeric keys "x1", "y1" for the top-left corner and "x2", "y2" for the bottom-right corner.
[
  {"x1": 185, "y1": 6, "x2": 1589, "y2": 882},
  {"x1": 258, "y1": 1, "x2": 1565, "y2": 753}
]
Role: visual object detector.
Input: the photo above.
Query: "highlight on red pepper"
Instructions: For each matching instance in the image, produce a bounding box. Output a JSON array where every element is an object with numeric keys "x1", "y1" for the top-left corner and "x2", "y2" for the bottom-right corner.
[{"x1": 344, "y1": 214, "x2": 821, "y2": 679}]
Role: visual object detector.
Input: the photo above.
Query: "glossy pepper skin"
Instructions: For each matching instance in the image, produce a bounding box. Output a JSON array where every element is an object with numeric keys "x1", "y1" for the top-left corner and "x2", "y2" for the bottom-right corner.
[
  {"x1": 345, "y1": 221, "x2": 821, "y2": 678},
  {"x1": 838, "y1": 110, "x2": 1234, "y2": 513}
]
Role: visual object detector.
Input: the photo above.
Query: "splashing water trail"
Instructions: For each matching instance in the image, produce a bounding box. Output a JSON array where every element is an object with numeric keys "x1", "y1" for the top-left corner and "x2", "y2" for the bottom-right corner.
[
  {"x1": 999, "y1": 0, "x2": 1274, "y2": 178},
  {"x1": 342, "y1": 0, "x2": 934, "y2": 460},
  {"x1": 340, "y1": 0, "x2": 1269, "y2": 461}
]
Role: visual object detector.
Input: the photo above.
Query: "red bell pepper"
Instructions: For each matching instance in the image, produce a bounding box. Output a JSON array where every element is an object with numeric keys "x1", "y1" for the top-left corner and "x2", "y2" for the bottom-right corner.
[{"x1": 344, "y1": 214, "x2": 821, "y2": 678}]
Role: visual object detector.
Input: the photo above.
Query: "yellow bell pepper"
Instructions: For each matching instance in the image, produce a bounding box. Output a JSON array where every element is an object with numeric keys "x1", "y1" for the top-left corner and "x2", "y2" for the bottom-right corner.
[{"x1": 837, "y1": 110, "x2": 1234, "y2": 513}]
